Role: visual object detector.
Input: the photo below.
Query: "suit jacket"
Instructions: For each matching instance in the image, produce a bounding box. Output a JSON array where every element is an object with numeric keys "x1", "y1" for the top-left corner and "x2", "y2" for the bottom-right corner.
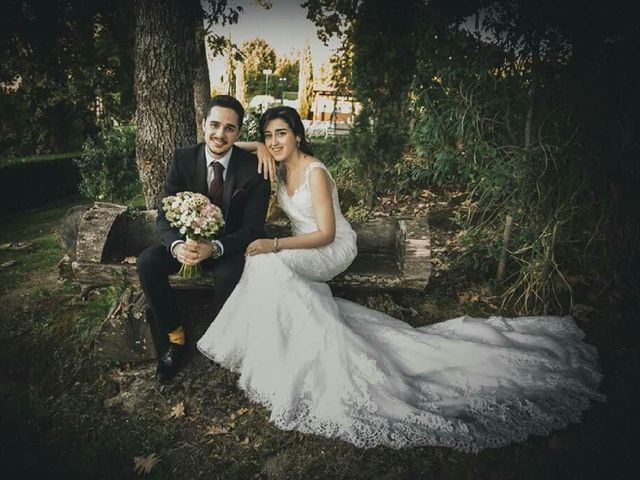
[{"x1": 156, "y1": 143, "x2": 271, "y2": 256}]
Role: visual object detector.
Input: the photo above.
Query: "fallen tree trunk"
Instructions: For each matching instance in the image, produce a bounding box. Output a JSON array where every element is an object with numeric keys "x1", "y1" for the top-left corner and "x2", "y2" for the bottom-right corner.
[
  {"x1": 59, "y1": 202, "x2": 432, "y2": 362},
  {"x1": 60, "y1": 202, "x2": 431, "y2": 293}
]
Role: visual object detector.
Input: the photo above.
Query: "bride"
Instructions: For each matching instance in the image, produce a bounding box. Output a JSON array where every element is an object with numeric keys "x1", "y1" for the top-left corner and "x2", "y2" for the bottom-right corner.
[{"x1": 197, "y1": 106, "x2": 604, "y2": 452}]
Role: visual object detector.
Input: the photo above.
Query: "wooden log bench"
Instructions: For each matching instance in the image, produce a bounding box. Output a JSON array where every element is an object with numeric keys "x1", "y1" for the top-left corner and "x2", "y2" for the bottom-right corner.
[
  {"x1": 58, "y1": 202, "x2": 431, "y2": 362},
  {"x1": 62, "y1": 202, "x2": 431, "y2": 292}
]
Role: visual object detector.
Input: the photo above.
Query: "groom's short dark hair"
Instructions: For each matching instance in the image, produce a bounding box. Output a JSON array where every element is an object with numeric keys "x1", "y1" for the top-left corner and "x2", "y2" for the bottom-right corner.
[{"x1": 205, "y1": 95, "x2": 244, "y2": 129}]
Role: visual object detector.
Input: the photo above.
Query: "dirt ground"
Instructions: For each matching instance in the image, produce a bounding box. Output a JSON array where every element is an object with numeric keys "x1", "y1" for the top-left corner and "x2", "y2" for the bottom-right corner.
[{"x1": 0, "y1": 196, "x2": 638, "y2": 479}]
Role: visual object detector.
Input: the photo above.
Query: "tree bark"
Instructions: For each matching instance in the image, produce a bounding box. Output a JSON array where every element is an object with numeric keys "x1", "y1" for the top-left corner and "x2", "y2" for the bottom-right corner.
[
  {"x1": 194, "y1": 17, "x2": 210, "y2": 143},
  {"x1": 496, "y1": 215, "x2": 514, "y2": 283},
  {"x1": 298, "y1": 41, "x2": 314, "y2": 119},
  {"x1": 235, "y1": 61, "x2": 247, "y2": 106},
  {"x1": 134, "y1": 0, "x2": 198, "y2": 209},
  {"x1": 524, "y1": 38, "x2": 540, "y2": 156}
]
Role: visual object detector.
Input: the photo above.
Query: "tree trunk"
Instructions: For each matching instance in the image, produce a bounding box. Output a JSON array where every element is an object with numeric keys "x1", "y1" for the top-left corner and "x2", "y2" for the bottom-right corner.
[
  {"x1": 365, "y1": 165, "x2": 377, "y2": 209},
  {"x1": 524, "y1": 39, "x2": 539, "y2": 156},
  {"x1": 235, "y1": 61, "x2": 246, "y2": 106},
  {"x1": 496, "y1": 215, "x2": 514, "y2": 283},
  {"x1": 194, "y1": 17, "x2": 210, "y2": 143},
  {"x1": 524, "y1": 80, "x2": 536, "y2": 154},
  {"x1": 298, "y1": 41, "x2": 314, "y2": 119},
  {"x1": 520, "y1": 37, "x2": 540, "y2": 218},
  {"x1": 134, "y1": 0, "x2": 198, "y2": 209}
]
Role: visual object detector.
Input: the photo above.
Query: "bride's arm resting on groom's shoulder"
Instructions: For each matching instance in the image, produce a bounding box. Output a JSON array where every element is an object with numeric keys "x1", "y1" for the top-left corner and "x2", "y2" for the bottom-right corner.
[
  {"x1": 245, "y1": 167, "x2": 335, "y2": 256},
  {"x1": 236, "y1": 141, "x2": 276, "y2": 182}
]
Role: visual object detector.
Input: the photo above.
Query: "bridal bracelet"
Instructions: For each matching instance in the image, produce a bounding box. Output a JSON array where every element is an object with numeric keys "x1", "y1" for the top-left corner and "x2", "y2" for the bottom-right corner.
[{"x1": 272, "y1": 237, "x2": 280, "y2": 253}]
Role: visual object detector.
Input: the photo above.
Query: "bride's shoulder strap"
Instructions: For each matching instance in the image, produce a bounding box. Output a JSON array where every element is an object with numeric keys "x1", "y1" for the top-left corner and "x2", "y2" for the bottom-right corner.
[{"x1": 304, "y1": 160, "x2": 335, "y2": 190}]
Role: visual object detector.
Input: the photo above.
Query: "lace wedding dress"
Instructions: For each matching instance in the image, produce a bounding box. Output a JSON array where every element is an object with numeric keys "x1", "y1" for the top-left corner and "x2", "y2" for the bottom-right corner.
[{"x1": 197, "y1": 161, "x2": 604, "y2": 452}]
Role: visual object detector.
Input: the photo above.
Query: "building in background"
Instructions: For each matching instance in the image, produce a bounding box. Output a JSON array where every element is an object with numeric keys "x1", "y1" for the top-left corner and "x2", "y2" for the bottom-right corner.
[{"x1": 307, "y1": 84, "x2": 361, "y2": 136}]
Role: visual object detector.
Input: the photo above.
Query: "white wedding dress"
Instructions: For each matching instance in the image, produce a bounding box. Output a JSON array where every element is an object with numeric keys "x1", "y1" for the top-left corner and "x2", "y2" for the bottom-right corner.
[{"x1": 197, "y1": 161, "x2": 604, "y2": 452}]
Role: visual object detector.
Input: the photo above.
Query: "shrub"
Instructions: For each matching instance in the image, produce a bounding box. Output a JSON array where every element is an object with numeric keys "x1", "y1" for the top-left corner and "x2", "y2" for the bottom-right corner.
[
  {"x1": 75, "y1": 126, "x2": 139, "y2": 202},
  {"x1": 312, "y1": 136, "x2": 345, "y2": 167},
  {"x1": 239, "y1": 113, "x2": 259, "y2": 142},
  {"x1": 327, "y1": 155, "x2": 368, "y2": 216}
]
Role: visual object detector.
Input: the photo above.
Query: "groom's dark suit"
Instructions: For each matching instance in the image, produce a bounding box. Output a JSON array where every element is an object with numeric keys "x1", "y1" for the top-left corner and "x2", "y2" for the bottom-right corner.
[{"x1": 137, "y1": 143, "x2": 270, "y2": 352}]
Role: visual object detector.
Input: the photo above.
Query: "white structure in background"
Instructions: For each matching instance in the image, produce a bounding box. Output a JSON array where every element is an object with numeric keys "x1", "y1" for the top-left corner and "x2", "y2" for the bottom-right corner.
[
  {"x1": 283, "y1": 97, "x2": 300, "y2": 109},
  {"x1": 307, "y1": 84, "x2": 361, "y2": 137},
  {"x1": 245, "y1": 82, "x2": 362, "y2": 138},
  {"x1": 248, "y1": 95, "x2": 276, "y2": 113}
]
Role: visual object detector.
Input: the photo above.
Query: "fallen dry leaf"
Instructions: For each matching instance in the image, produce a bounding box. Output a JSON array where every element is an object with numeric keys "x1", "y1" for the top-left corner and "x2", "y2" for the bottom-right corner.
[
  {"x1": 204, "y1": 424, "x2": 230, "y2": 436},
  {"x1": 168, "y1": 401, "x2": 185, "y2": 419},
  {"x1": 133, "y1": 453, "x2": 161, "y2": 475},
  {"x1": 458, "y1": 290, "x2": 475, "y2": 301},
  {"x1": 239, "y1": 437, "x2": 250, "y2": 445},
  {"x1": 235, "y1": 407, "x2": 251, "y2": 416},
  {"x1": 1, "y1": 260, "x2": 17, "y2": 269},
  {"x1": 122, "y1": 256, "x2": 137, "y2": 265}
]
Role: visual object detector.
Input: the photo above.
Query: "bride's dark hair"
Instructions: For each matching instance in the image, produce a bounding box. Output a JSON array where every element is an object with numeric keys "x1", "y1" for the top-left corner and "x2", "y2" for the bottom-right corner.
[{"x1": 258, "y1": 106, "x2": 313, "y2": 183}]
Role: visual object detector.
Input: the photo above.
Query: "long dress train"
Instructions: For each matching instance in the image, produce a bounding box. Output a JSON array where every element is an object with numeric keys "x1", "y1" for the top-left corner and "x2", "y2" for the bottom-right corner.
[{"x1": 197, "y1": 161, "x2": 604, "y2": 452}]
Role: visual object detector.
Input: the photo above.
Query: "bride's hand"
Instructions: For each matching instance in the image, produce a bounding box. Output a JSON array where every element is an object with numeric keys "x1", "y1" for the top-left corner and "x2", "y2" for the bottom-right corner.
[
  {"x1": 245, "y1": 239, "x2": 272, "y2": 256},
  {"x1": 256, "y1": 142, "x2": 277, "y2": 182}
]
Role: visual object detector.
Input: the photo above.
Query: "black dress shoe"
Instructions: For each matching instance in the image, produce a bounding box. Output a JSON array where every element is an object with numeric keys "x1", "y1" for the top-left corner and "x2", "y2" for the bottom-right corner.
[{"x1": 156, "y1": 343, "x2": 186, "y2": 383}]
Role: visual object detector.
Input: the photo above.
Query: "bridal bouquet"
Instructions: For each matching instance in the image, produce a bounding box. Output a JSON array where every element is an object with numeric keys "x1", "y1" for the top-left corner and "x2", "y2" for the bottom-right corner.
[{"x1": 162, "y1": 191, "x2": 225, "y2": 279}]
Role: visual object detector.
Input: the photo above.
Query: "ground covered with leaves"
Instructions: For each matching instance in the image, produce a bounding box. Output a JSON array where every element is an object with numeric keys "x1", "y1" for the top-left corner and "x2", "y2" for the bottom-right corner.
[{"x1": 0, "y1": 195, "x2": 637, "y2": 479}]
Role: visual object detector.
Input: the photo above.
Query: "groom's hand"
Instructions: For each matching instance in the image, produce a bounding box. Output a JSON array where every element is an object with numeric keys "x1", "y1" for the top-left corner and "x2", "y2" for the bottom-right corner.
[
  {"x1": 191, "y1": 240, "x2": 214, "y2": 263},
  {"x1": 175, "y1": 240, "x2": 214, "y2": 265}
]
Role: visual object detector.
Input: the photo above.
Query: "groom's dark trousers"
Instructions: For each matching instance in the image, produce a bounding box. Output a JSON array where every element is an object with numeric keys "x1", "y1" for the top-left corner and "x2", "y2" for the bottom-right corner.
[{"x1": 137, "y1": 144, "x2": 270, "y2": 352}]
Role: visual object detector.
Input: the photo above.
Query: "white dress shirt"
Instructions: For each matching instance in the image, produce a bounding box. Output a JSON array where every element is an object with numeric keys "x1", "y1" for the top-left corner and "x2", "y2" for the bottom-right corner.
[{"x1": 205, "y1": 144, "x2": 232, "y2": 184}]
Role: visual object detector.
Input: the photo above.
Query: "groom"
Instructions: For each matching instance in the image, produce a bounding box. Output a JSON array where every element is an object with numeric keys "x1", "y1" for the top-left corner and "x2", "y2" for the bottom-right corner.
[{"x1": 137, "y1": 95, "x2": 271, "y2": 383}]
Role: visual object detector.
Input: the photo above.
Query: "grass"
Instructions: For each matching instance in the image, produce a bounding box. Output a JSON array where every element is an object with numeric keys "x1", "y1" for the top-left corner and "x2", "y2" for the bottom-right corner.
[
  {"x1": 0, "y1": 201, "x2": 80, "y2": 293},
  {"x1": 0, "y1": 195, "x2": 637, "y2": 479},
  {"x1": 0, "y1": 194, "x2": 144, "y2": 293}
]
